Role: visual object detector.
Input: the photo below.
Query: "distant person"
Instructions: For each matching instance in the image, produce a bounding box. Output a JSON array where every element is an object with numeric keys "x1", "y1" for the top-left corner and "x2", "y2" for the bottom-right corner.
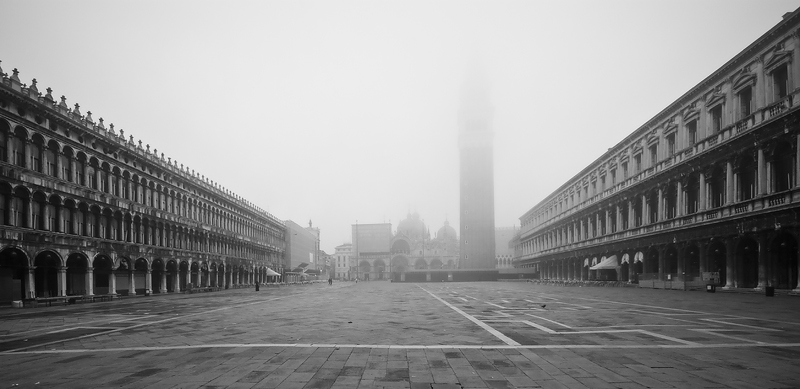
[{"x1": 328, "y1": 277, "x2": 332, "y2": 286}]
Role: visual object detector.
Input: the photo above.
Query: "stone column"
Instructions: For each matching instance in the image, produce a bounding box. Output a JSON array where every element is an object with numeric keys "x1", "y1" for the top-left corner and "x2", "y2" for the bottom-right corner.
[
  {"x1": 58, "y1": 267, "x2": 66, "y2": 296},
  {"x1": 5, "y1": 137, "x2": 13, "y2": 164},
  {"x1": 657, "y1": 187, "x2": 664, "y2": 222},
  {"x1": 794, "y1": 242, "x2": 800, "y2": 293},
  {"x1": 699, "y1": 173, "x2": 707, "y2": 211},
  {"x1": 27, "y1": 268, "x2": 36, "y2": 299},
  {"x1": 724, "y1": 239, "x2": 736, "y2": 289},
  {"x1": 128, "y1": 270, "x2": 136, "y2": 295},
  {"x1": 676, "y1": 181, "x2": 684, "y2": 217},
  {"x1": 109, "y1": 271, "x2": 117, "y2": 295},
  {"x1": 642, "y1": 194, "x2": 648, "y2": 224},
  {"x1": 724, "y1": 162, "x2": 733, "y2": 207},
  {"x1": 85, "y1": 267, "x2": 94, "y2": 296},
  {"x1": 758, "y1": 147, "x2": 767, "y2": 196},
  {"x1": 24, "y1": 140, "x2": 32, "y2": 169},
  {"x1": 757, "y1": 235, "x2": 767, "y2": 290},
  {"x1": 145, "y1": 269, "x2": 152, "y2": 294}
]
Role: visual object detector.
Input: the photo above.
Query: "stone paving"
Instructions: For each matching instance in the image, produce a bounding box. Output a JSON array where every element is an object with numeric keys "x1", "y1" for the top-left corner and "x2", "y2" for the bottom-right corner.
[{"x1": 1, "y1": 281, "x2": 800, "y2": 388}]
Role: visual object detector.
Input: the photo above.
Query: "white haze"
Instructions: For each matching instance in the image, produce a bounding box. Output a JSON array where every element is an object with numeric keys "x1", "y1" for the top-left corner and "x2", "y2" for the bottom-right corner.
[{"x1": 1, "y1": 0, "x2": 798, "y2": 252}]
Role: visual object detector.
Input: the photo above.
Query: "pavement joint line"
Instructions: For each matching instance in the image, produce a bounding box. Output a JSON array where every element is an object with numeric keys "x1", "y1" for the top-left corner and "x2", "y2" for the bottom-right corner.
[
  {"x1": 484, "y1": 302, "x2": 506, "y2": 309},
  {"x1": 8, "y1": 342, "x2": 800, "y2": 355},
  {"x1": 0, "y1": 296, "x2": 286, "y2": 354},
  {"x1": 417, "y1": 285, "x2": 520, "y2": 346}
]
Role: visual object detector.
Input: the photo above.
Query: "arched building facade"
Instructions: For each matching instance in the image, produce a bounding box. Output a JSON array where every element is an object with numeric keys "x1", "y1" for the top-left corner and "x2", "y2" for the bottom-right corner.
[
  {"x1": 352, "y1": 213, "x2": 459, "y2": 280},
  {"x1": 515, "y1": 11, "x2": 800, "y2": 292},
  {"x1": 0, "y1": 66, "x2": 286, "y2": 303}
]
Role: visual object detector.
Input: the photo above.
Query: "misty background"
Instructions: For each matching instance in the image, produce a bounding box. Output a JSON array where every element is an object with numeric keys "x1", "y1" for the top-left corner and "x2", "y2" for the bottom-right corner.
[{"x1": 1, "y1": 0, "x2": 798, "y2": 252}]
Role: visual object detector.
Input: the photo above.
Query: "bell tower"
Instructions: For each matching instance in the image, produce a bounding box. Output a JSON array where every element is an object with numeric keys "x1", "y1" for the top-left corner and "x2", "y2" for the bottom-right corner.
[{"x1": 457, "y1": 65, "x2": 495, "y2": 269}]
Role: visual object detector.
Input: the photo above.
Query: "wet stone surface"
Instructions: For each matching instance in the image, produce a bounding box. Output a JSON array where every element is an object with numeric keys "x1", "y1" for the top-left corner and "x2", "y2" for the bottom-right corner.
[{"x1": 0, "y1": 281, "x2": 799, "y2": 388}]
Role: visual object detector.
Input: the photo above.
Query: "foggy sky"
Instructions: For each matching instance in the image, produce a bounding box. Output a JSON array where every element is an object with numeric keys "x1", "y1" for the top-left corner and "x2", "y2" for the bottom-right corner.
[{"x1": 2, "y1": 0, "x2": 798, "y2": 253}]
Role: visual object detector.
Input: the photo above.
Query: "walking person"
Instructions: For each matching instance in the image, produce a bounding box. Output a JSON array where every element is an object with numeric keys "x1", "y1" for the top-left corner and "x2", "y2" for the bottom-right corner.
[{"x1": 328, "y1": 277, "x2": 332, "y2": 286}]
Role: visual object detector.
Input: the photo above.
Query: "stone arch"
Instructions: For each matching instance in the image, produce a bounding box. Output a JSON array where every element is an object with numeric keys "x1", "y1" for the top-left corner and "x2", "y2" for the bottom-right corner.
[
  {"x1": 33, "y1": 249, "x2": 61, "y2": 297},
  {"x1": 645, "y1": 247, "x2": 660, "y2": 275},
  {"x1": 92, "y1": 254, "x2": 114, "y2": 295},
  {"x1": 152, "y1": 258, "x2": 165, "y2": 293},
  {"x1": 663, "y1": 244, "x2": 678, "y2": 278},
  {"x1": 707, "y1": 239, "x2": 727, "y2": 286},
  {"x1": 391, "y1": 255, "x2": 409, "y2": 273},
  {"x1": 373, "y1": 259, "x2": 386, "y2": 280},
  {"x1": 737, "y1": 236, "x2": 760, "y2": 289},
  {"x1": 0, "y1": 246, "x2": 31, "y2": 301},
  {"x1": 429, "y1": 258, "x2": 443, "y2": 270},
  {"x1": 683, "y1": 243, "x2": 701, "y2": 278},
  {"x1": 769, "y1": 232, "x2": 798, "y2": 290},
  {"x1": 633, "y1": 251, "x2": 644, "y2": 276},
  {"x1": 179, "y1": 260, "x2": 190, "y2": 290},
  {"x1": 414, "y1": 258, "x2": 427, "y2": 270},
  {"x1": 620, "y1": 253, "x2": 630, "y2": 282},
  {"x1": 391, "y1": 238, "x2": 411, "y2": 254},
  {"x1": 66, "y1": 252, "x2": 88, "y2": 295}
]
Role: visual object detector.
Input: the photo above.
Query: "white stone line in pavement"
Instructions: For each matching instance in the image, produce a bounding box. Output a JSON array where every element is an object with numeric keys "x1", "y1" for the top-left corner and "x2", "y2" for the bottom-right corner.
[
  {"x1": 571, "y1": 294, "x2": 800, "y2": 327},
  {"x1": 701, "y1": 318, "x2": 783, "y2": 331},
  {"x1": 8, "y1": 342, "x2": 800, "y2": 355},
  {"x1": 690, "y1": 329, "x2": 768, "y2": 344},
  {"x1": 417, "y1": 285, "x2": 520, "y2": 346},
  {"x1": 0, "y1": 296, "x2": 286, "y2": 354},
  {"x1": 484, "y1": 302, "x2": 506, "y2": 309},
  {"x1": 516, "y1": 319, "x2": 700, "y2": 346},
  {"x1": 525, "y1": 313, "x2": 573, "y2": 329},
  {"x1": 523, "y1": 299, "x2": 591, "y2": 310},
  {"x1": 458, "y1": 297, "x2": 469, "y2": 302}
]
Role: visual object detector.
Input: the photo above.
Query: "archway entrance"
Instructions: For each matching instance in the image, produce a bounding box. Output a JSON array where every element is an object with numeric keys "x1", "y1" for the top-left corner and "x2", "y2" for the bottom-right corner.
[
  {"x1": 663, "y1": 246, "x2": 678, "y2": 280},
  {"x1": 739, "y1": 237, "x2": 759, "y2": 288},
  {"x1": 179, "y1": 261, "x2": 189, "y2": 290},
  {"x1": 620, "y1": 254, "x2": 630, "y2": 282},
  {"x1": 373, "y1": 259, "x2": 386, "y2": 280},
  {"x1": 166, "y1": 260, "x2": 178, "y2": 292},
  {"x1": 359, "y1": 261, "x2": 370, "y2": 281},
  {"x1": 684, "y1": 244, "x2": 700, "y2": 279},
  {"x1": 771, "y1": 233, "x2": 798, "y2": 289},
  {"x1": 34, "y1": 251, "x2": 60, "y2": 297},
  {"x1": 152, "y1": 259, "x2": 164, "y2": 293},
  {"x1": 0, "y1": 247, "x2": 28, "y2": 302},
  {"x1": 93, "y1": 255, "x2": 113, "y2": 295},
  {"x1": 707, "y1": 240, "x2": 727, "y2": 286},
  {"x1": 66, "y1": 253, "x2": 88, "y2": 295}
]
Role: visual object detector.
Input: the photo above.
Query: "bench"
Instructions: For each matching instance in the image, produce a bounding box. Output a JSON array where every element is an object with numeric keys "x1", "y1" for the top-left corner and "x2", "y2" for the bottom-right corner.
[{"x1": 22, "y1": 297, "x2": 68, "y2": 308}]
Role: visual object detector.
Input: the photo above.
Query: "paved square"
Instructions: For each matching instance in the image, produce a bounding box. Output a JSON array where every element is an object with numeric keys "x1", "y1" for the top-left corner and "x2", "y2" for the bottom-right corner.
[{"x1": 1, "y1": 282, "x2": 799, "y2": 388}]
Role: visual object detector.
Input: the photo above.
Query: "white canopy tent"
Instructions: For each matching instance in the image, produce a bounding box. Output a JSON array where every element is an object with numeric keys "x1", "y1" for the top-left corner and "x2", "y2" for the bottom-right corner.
[{"x1": 590, "y1": 255, "x2": 619, "y2": 270}]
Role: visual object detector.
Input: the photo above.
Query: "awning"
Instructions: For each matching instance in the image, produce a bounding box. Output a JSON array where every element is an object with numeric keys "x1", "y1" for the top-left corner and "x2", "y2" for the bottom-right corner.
[
  {"x1": 584, "y1": 258, "x2": 590, "y2": 267},
  {"x1": 634, "y1": 252, "x2": 644, "y2": 263},
  {"x1": 621, "y1": 254, "x2": 630, "y2": 264},
  {"x1": 590, "y1": 255, "x2": 618, "y2": 270},
  {"x1": 266, "y1": 268, "x2": 281, "y2": 276}
]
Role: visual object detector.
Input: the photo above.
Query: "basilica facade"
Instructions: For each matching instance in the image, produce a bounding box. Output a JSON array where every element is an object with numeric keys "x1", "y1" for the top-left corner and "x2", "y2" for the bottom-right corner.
[{"x1": 351, "y1": 213, "x2": 459, "y2": 280}]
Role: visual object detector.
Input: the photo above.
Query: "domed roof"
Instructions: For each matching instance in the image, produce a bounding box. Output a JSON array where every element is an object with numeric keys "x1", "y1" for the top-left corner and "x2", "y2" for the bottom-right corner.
[
  {"x1": 437, "y1": 220, "x2": 457, "y2": 241},
  {"x1": 397, "y1": 212, "x2": 426, "y2": 239}
]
